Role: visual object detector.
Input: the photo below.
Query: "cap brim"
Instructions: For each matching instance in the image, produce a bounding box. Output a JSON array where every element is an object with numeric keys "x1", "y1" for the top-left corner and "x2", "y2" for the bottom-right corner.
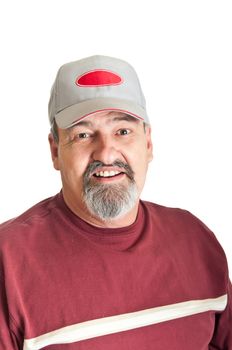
[{"x1": 55, "y1": 97, "x2": 149, "y2": 129}]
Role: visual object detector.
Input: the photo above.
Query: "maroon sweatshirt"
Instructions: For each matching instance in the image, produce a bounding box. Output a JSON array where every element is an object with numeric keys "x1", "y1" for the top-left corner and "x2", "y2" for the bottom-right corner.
[{"x1": 0, "y1": 192, "x2": 231, "y2": 349}]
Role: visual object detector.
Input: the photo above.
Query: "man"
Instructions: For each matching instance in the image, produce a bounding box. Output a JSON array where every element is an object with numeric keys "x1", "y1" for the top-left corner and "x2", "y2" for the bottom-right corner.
[{"x1": 0, "y1": 55, "x2": 231, "y2": 350}]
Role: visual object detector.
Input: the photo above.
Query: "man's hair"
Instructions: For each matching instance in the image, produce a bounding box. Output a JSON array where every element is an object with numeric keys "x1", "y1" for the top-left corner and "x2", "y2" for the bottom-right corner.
[
  {"x1": 50, "y1": 120, "x2": 59, "y2": 143},
  {"x1": 50, "y1": 118, "x2": 149, "y2": 144}
]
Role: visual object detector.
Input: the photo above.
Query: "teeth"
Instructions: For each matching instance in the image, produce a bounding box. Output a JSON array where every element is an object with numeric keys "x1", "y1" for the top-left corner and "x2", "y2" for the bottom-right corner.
[{"x1": 95, "y1": 170, "x2": 121, "y2": 178}]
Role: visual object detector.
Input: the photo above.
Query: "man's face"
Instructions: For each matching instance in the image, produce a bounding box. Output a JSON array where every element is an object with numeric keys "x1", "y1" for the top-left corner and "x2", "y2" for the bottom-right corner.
[{"x1": 49, "y1": 111, "x2": 153, "y2": 223}]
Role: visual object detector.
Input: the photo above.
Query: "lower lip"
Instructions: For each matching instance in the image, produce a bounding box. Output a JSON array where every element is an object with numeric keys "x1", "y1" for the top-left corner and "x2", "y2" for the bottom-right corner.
[{"x1": 92, "y1": 173, "x2": 126, "y2": 182}]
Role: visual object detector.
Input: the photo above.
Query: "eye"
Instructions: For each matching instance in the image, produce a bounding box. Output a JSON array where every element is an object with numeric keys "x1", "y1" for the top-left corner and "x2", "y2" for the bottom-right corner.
[
  {"x1": 116, "y1": 129, "x2": 131, "y2": 136},
  {"x1": 76, "y1": 132, "x2": 90, "y2": 139}
]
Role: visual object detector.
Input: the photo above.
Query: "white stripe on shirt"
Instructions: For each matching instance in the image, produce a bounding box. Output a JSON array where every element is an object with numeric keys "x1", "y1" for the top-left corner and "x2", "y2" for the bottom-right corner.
[{"x1": 23, "y1": 294, "x2": 227, "y2": 350}]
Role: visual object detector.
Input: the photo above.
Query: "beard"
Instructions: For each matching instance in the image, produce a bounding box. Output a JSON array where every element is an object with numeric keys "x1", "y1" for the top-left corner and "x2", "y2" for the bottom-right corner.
[{"x1": 82, "y1": 160, "x2": 138, "y2": 221}]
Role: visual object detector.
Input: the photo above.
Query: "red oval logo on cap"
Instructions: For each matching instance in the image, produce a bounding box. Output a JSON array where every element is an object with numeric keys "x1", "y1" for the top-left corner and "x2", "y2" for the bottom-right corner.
[{"x1": 76, "y1": 70, "x2": 123, "y2": 87}]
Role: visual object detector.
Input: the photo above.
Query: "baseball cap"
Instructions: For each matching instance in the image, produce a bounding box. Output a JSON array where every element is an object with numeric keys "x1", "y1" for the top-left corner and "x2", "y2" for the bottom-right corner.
[{"x1": 48, "y1": 55, "x2": 149, "y2": 129}]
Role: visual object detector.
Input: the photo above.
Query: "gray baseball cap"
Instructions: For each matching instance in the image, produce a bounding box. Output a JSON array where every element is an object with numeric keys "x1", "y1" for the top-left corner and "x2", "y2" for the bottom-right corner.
[{"x1": 48, "y1": 55, "x2": 149, "y2": 129}]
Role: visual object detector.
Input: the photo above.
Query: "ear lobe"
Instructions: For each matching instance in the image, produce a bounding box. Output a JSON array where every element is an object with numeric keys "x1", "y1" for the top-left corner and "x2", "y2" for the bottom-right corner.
[{"x1": 48, "y1": 133, "x2": 60, "y2": 170}]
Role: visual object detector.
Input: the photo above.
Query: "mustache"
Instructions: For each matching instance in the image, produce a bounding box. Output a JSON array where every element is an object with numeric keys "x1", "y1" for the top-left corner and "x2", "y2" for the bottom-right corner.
[{"x1": 84, "y1": 160, "x2": 135, "y2": 181}]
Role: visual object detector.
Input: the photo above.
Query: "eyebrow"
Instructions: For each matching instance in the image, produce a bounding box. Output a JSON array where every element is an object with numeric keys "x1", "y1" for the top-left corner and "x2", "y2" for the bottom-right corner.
[
  {"x1": 72, "y1": 120, "x2": 92, "y2": 128},
  {"x1": 67, "y1": 114, "x2": 139, "y2": 134},
  {"x1": 66, "y1": 121, "x2": 92, "y2": 135},
  {"x1": 111, "y1": 115, "x2": 140, "y2": 123}
]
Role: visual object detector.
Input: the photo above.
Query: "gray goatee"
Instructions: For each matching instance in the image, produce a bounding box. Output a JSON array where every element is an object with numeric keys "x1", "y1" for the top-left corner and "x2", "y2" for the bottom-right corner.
[{"x1": 83, "y1": 160, "x2": 138, "y2": 221}]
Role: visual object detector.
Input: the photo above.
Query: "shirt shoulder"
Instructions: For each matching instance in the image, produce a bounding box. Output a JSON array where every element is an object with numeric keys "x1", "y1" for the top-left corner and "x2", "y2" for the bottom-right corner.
[
  {"x1": 0, "y1": 194, "x2": 60, "y2": 240},
  {"x1": 140, "y1": 199, "x2": 227, "y2": 263},
  {"x1": 141, "y1": 200, "x2": 229, "y2": 295},
  {"x1": 141, "y1": 199, "x2": 217, "y2": 235}
]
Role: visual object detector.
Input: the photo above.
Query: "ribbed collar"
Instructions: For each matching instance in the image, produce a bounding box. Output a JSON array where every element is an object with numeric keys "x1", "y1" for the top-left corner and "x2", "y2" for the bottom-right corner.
[{"x1": 54, "y1": 191, "x2": 146, "y2": 250}]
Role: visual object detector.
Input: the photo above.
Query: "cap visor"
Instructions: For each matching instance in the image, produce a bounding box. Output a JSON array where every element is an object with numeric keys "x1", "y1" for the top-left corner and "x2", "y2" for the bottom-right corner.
[{"x1": 55, "y1": 97, "x2": 149, "y2": 128}]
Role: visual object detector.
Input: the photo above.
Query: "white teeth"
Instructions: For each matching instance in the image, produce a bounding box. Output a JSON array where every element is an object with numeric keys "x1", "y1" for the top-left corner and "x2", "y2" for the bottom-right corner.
[{"x1": 95, "y1": 170, "x2": 121, "y2": 178}]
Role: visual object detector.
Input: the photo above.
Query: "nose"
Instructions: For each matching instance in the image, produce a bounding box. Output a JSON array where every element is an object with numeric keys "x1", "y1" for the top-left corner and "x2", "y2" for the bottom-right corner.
[{"x1": 91, "y1": 134, "x2": 121, "y2": 165}]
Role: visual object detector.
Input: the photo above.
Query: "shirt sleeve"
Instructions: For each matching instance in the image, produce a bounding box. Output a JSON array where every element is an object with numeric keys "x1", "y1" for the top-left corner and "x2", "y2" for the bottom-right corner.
[
  {"x1": 209, "y1": 279, "x2": 232, "y2": 349},
  {"x1": 0, "y1": 277, "x2": 23, "y2": 350}
]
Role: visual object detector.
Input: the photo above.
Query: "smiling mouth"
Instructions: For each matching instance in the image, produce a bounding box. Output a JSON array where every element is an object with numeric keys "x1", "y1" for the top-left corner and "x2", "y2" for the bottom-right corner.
[{"x1": 93, "y1": 170, "x2": 124, "y2": 178}]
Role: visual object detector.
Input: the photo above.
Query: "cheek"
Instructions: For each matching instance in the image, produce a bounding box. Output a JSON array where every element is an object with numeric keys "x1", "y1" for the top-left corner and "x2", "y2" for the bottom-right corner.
[
  {"x1": 127, "y1": 148, "x2": 149, "y2": 185},
  {"x1": 58, "y1": 152, "x2": 87, "y2": 186}
]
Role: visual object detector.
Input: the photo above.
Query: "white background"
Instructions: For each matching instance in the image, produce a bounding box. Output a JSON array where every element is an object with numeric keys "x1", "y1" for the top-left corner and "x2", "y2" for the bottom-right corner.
[{"x1": 0, "y1": 1, "x2": 231, "y2": 275}]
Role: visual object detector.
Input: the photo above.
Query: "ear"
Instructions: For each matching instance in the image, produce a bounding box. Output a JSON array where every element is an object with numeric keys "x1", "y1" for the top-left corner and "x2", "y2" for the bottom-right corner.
[
  {"x1": 145, "y1": 126, "x2": 153, "y2": 163},
  {"x1": 48, "y1": 133, "x2": 60, "y2": 170}
]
